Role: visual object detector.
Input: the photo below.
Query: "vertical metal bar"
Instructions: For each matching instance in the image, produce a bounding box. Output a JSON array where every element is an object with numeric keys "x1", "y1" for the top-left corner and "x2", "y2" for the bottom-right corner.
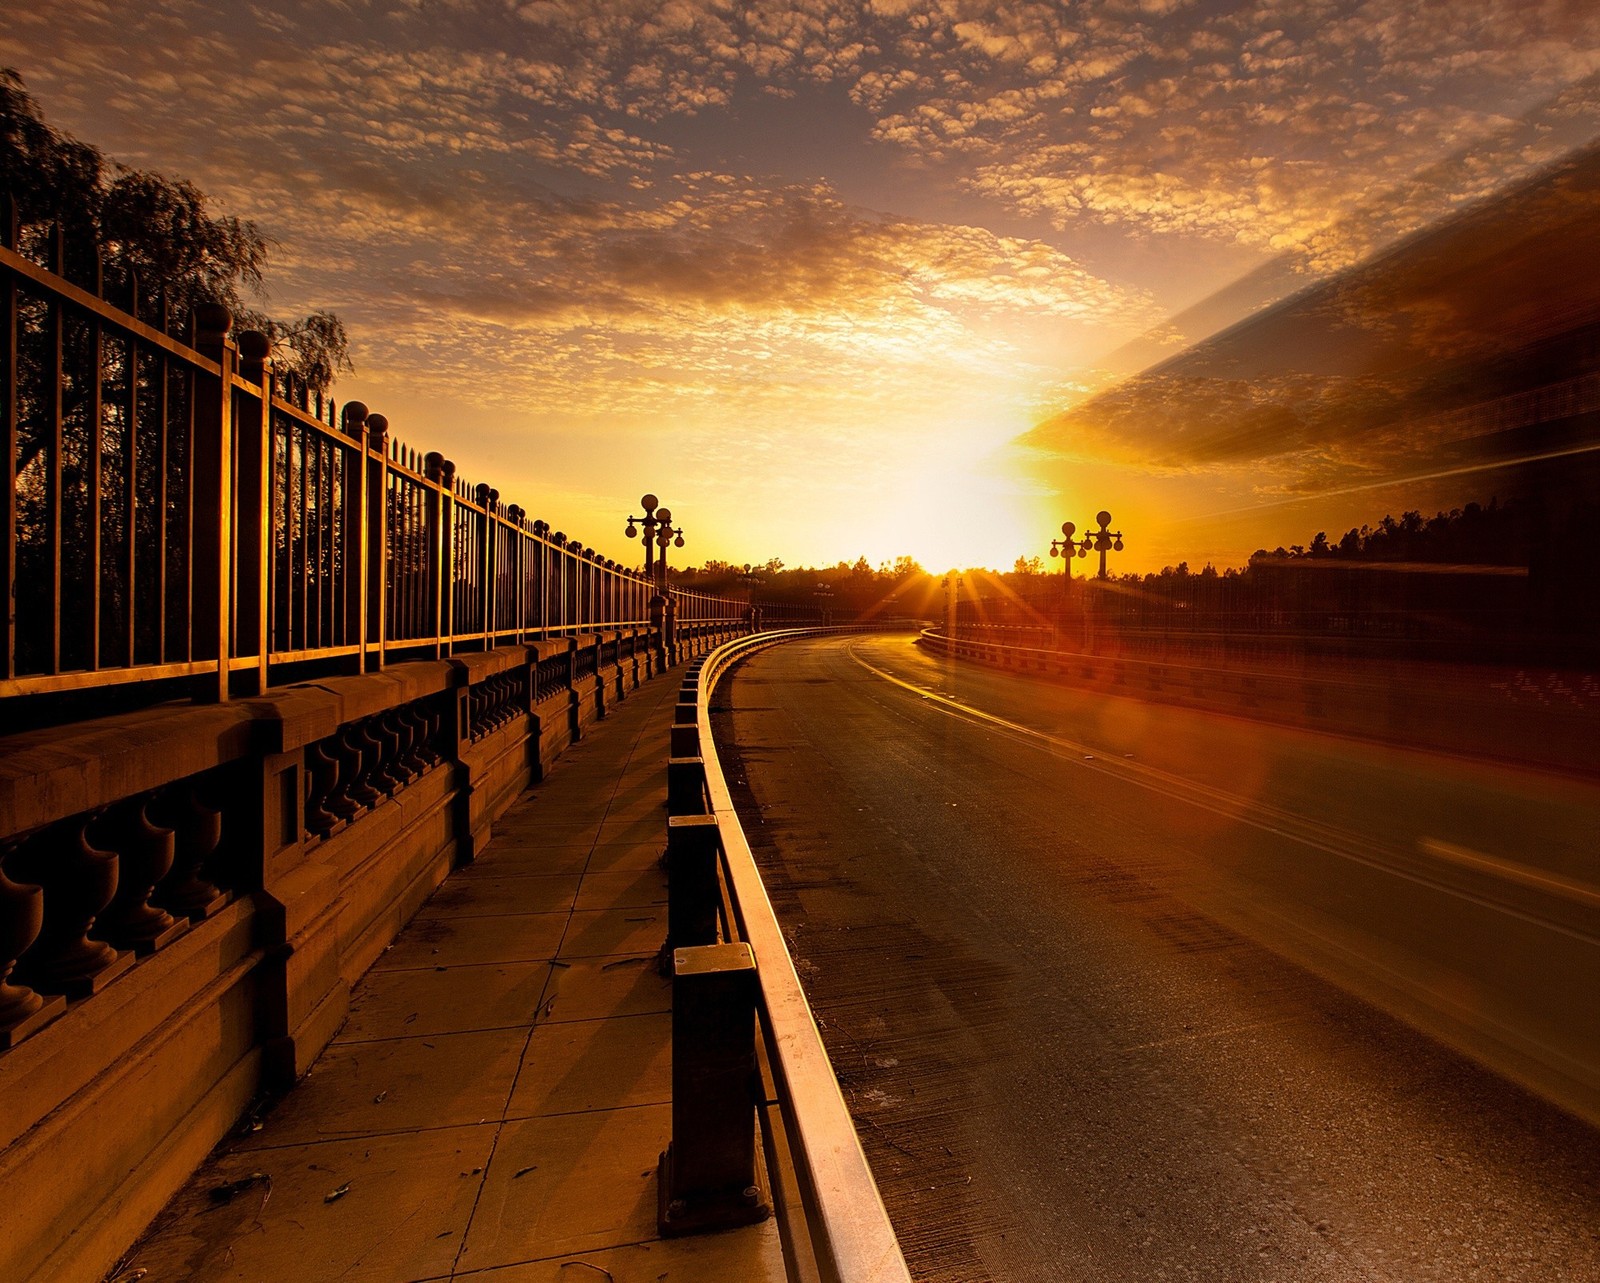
[
  {"x1": 330, "y1": 435, "x2": 340, "y2": 650},
  {"x1": 274, "y1": 410, "x2": 290, "y2": 657},
  {"x1": 321, "y1": 435, "x2": 334, "y2": 649},
  {"x1": 390, "y1": 464, "x2": 401, "y2": 643},
  {"x1": 124, "y1": 337, "x2": 139, "y2": 666},
  {"x1": 405, "y1": 471, "x2": 417, "y2": 641},
  {"x1": 45, "y1": 230, "x2": 64, "y2": 675},
  {"x1": 155, "y1": 342, "x2": 169, "y2": 662},
  {"x1": 360, "y1": 410, "x2": 385, "y2": 670},
  {"x1": 87, "y1": 256, "x2": 104, "y2": 673},
  {"x1": 310, "y1": 429, "x2": 323, "y2": 650},
  {"x1": 2, "y1": 206, "x2": 18, "y2": 681},
  {"x1": 405, "y1": 470, "x2": 416, "y2": 642},
  {"x1": 296, "y1": 424, "x2": 309, "y2": 651},
  {"x1": 236, "y1": 335, "x2": 270, "y2": 690},
  {"x1": 183, "y1": 362, "x2": 197, "y2": 664},
  {"x1": 515, "y1": 522, "x2": 527, "y2": 644},
  {"x1": 539, "y1": 537, "x2": 548, "y2": 637},
  {"x1": 480, "y1": 496, "x2": 492, "y2": 646},
  {"x1": 190, "y1": 307, "x2": 234, "y2": 700}
]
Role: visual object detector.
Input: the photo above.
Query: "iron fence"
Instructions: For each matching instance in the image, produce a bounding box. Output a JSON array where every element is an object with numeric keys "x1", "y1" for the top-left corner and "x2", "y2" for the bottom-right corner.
[{"x1": 2, "y1": 212, "x2": 744, "y2": 704}]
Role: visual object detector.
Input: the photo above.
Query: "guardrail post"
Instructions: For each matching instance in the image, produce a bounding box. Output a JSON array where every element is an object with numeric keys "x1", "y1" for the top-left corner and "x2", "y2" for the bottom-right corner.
[
  {"x1": 670, "y1": 719, "x2": 700, "y2": 757},
  {"x1": 666, "y1": 814, "x2": 720, "y2": 954},
  {"x1": 657, "y1": 941, "x2": 770, "y2": 1237},
  {"x1": 667, "y1": 756, "x2": 707, "y2": 816}
]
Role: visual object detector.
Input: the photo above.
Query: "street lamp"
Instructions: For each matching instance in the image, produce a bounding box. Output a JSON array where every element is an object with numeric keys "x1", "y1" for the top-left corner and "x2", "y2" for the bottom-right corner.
[
  {"x1": 1050, "y1": 520, "x2": 1090, "y2": 579},
  {"x1": 1085, "y1": 509, "x2": 1125, "y2": 580},
  {"x1": 813, "y1": 581, "x2": 834, "y2": 626},
  {"x1": 624, "y1": 493, "x2": 662, "y2": 585},
  {"x1": 739, "y1": 564, "x2": 764, "y2": 630},
  {"x1": 654, "y1": 507, "x2": 685, "y2": 586},
  {"x1": 624, "y1": 493, "x2": 686, "y2": 588},
  {"x1": 941, "y1": 573, "x2": 962, "y2": 634}
]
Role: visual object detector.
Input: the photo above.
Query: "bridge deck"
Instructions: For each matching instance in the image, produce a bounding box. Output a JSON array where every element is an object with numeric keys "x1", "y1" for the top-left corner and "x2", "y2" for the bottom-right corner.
[{"x1": 119, "y1": 669, "x2": 784, "y2": 1282}]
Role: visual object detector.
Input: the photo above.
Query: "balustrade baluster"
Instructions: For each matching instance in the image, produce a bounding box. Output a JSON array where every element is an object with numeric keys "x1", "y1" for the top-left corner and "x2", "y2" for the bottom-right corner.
[
  {"x1": 93, "y1": 799, "x2": 185, "y2": 954},
  {"x1": 340, "y1": 725, "x2": 384, "y2": 809},
  {"x1": 305, "y1": 740, "x2": 345, "y2": 836},
  {"x1": 381, "y1": 709, "x2": 418, "y2": 783},
  {"x1": 11, "y1": 817, "x2": 133, "y2": 998},
  {"x1": 370, "y1": 716, "x2": 406, "y2": 794},
  {"x1": 0, "y1": 852, "x2": 67, "y2": 1046},
  {"x1": 152, "y1": 788, "x2": 229, "y2": 920}
]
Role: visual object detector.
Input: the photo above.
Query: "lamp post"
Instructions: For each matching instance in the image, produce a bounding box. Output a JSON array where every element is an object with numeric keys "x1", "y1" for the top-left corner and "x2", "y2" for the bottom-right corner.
[
  {"x1": 1049, "y1": 521, "x2": 1089, "y2": 578},
  {"x1": 655, "y1": 508, "x2": 685, "y2": 586},
  {"x1": 813, "y1": 581, "x2": 834, "y2": 626},
  {"x1": 624, "y1": 494, "x2": 663, "y2": 584},
  {"x1": 626, "y1": 493, "x2": 683, "y2": 659},
  {"x1": 740, "y1": 564, "x2": 764, "y2": 632},
  {"x1": 1085, "y1": 510, "x2": 1125, "y2": 580},
  {"x1": 941, "y1": 573, "x2": 962, "y2": 636}
]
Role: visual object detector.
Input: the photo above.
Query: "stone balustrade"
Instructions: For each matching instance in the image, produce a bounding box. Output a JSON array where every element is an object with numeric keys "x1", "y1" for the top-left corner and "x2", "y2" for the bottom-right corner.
[{"x1": 0, "y1": 620, "x2": 748, "y2": 1283}]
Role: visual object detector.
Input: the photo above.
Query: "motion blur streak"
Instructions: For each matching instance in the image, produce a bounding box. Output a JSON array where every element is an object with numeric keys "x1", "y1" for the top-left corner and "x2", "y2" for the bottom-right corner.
[{"x1": 715, "y1": 633, "x2": 1600, "y2": 1282}]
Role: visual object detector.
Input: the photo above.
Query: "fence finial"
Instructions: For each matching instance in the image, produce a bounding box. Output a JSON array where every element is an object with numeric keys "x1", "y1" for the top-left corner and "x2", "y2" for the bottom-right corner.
[
  {"x1": 193, "y1": 302, "x2": 233, "y2": 343},
  {"x1": 237, "y1": 330, "x2": 271, "y2": 380}
]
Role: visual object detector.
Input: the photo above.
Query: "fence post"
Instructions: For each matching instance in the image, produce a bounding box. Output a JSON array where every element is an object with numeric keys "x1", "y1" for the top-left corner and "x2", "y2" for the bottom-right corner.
[
  {"x1": 507, "y1": 506, "x2": 525, "y2": 644},
  {"x1": 657, "y1": 941, "x2": 769, "y2": 1236},
  {"x1": 475, "y1": 484, "x2": 495, "y2": 647},
  {"x1": 364, "y1": 413, "x2": 389, "y2": 670},
  {"x1": 191, "y1": 303, "x2": 236, "y2": 702},
  {"x1": 424, "y1": 454, "x2": 454, "y2": 657},
  {"x1": 235, "y1": 332, "x2": 273, "y2": 693},
  {"x1": 341, "y1": 402, "x2": 369, "y2": 675}
]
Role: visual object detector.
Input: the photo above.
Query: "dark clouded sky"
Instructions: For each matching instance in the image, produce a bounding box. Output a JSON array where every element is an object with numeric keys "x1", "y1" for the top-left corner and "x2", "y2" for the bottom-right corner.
[{"x1": 6, "y1": 1, "x2": 1599, "y2": 570}]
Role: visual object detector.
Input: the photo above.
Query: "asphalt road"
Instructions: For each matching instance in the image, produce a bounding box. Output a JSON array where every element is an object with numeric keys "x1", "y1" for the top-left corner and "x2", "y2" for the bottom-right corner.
[{"x1": 711, "y1": 633, "x2": 1600, "y2": 1283}]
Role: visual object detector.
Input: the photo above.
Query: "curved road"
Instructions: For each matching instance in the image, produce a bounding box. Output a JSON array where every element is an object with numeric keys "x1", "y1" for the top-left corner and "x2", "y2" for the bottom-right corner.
[{"x1": 711, "y1": 633, "x2": 1600, "y2": 1283}]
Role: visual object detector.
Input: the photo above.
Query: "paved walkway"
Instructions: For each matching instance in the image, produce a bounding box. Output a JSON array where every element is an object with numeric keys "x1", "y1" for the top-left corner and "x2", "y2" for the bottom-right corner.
[{"x1": 123, "y1": 669, "x2": 786, "y2": 1282}]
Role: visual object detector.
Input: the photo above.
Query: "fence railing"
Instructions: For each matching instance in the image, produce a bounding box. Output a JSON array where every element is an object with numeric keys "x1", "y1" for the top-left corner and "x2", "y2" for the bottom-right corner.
[{"x1": 2, "y1": 222, "x2": 743, "y2": 705}]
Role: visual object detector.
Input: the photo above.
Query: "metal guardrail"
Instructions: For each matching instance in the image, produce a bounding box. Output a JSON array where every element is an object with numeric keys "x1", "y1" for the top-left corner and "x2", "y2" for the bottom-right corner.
[{"x1": 672, "y1": 625, "x2": 915, "y2": 1283}]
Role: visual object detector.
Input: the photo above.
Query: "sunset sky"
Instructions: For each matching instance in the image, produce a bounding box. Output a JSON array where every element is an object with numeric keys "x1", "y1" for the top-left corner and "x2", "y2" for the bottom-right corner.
[{"x1": 6, "y1": 2, "x2": 1600, "y2": 572}]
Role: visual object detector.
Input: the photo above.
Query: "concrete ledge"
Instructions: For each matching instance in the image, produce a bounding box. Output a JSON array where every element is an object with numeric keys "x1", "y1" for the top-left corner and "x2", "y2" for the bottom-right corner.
[
  {"x1": 448, "y1": 646, "x2": 533, "y2": 684},
  {"x1": 0, "y1": 702, "x2": 260, "y2": 837}
]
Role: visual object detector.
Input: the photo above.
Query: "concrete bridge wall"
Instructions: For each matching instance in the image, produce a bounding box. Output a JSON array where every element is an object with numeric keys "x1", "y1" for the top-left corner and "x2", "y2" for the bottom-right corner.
[{"x1": 0, "y1": 623, "x2": 742, "y2": 1283}]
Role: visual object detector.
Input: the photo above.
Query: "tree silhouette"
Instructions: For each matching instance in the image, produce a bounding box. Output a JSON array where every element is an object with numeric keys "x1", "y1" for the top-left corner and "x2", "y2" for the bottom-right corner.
[
  {"x1": 3, "y1": 69, "x2": 354, "y2": 676},
  {"x1": 2, "y1": 68, "x2": 351, "y2": 392}
]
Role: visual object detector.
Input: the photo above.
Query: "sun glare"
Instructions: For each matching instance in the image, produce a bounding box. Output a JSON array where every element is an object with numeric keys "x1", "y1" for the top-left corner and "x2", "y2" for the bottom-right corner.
[{"x1": 858, "y1": 445, "x2": 1051, "y2": 572}]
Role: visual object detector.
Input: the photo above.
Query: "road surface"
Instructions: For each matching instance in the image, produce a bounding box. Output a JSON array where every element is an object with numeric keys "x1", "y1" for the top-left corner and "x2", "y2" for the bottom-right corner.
[{"x1": 711, "y1": 633, "x2": 1600, "y2": 1283}]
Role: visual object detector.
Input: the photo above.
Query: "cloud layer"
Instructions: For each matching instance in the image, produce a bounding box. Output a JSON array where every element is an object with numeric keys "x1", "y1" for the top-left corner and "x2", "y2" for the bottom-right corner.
[{"x1": 5, "y1": 0, "x2": 1599, "y2": 566}]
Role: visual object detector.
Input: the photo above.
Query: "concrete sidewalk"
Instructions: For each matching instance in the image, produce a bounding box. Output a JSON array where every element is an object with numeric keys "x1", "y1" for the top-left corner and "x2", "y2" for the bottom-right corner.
[{"x1": 119, "y1": 669, "x2": 785, "y2": 1283}]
